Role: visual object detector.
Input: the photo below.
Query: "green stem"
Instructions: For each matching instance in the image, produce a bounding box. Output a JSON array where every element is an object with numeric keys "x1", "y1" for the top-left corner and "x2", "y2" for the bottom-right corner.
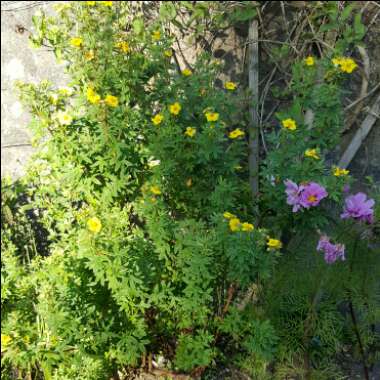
[{"x1": 348, "y1": 236, "x2": 370, "y2": 380}]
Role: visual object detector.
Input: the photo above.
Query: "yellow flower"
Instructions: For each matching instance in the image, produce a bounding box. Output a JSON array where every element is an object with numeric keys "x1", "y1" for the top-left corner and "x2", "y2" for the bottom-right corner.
[
  {"x1": 186, "y1": 178, "x2": 192, "y2": 187},
  {"x1": 332, "y1": 57, "x2": 344, "y2": 66},
  {"x1": 205, "y1": 112, "x2": 219, "y2": 122},
  {"x1": 267, "y1": 238, "x2": 282, "y2": 250},
  {"x1": 304, "y1": 56, "x2": 315, "y2": 66},
  {"x1": 241, "y1": 222, "x2": 254, "y2": 232},
  {"x1": 164, "y1": 50, "x2": 173, "y2": 57},
  {"x1": 333, "y1": 166, "x2": 349, "y2": 177},
  {"x1": 86, "y1": 1, "x2": 96, "y2": 5},
  {"x1": 84, "y1": 50, "x2": 95, "y2": 60},
  {"x1": 1, "y1": 334, "x2": 12, "y2": 348},
  {"x1": 70, "y1": 37, "x2": 83, "y2": 47},
  {"x1": 100, "y1": 1, "x2": 113, "y2": 6},
  {"x1": 104, "y1": 94, "x2": 118, "y2": 107},
  {"x1": 224, "y1": 81, "x2": 237, "y2": 90},
  {"x1": 150, "y1": 185, "x2": 161, "y2": 195},
  {"x1": 185, "y1": 127, "x2": 196, "y2": 137},
  {"x1": 229, "y1": 129, "x2": 245, "y2": 139},
  {"x1": 223, "y1": 212, "x2": 236, "y2": 219},
  {"x1": 182, "y1": 68, "x2": 192, "y2": 76},
  {"x1": 281, "y1": 118, "x2": 297, "y2": 131},
  {"x1": 229, "y1": 217, "x2": 241, "y2": 232},
  {"x1": 152, "y1": 114, "x2": 164, "y2": 125},
  {"x1": 304, "y1": 148, "x2": 320, "y2": 160},
  {"x1": 56, "y1": 111, "x2": 73, "y2": 126},
  {"x1": 86, "y1": 87, "x2": 101, "y2": 104},
  {"x1": 340, "y1": 58, "x2": 358, "y2": 73},
  {"x1": 169, "y1": 102, "x2": 181, "y2": 115},
  {"x1": 87, "y1": 217, "x2": 102, "y2": 233},
  {"x1": 152, "y1": 30, "x2": 161, "y2": 41},
  {"x1": 116, "y1": 41, "x2": 129, "y2": 53},
  {"x1": 332, "y1": 57, "x2": 358, "y2": 73}
]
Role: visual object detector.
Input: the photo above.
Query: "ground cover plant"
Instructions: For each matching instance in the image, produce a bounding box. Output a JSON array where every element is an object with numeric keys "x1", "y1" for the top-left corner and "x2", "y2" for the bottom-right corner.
[{"x1": 1, "y1": 1, "x2": 379, "y2": 379}]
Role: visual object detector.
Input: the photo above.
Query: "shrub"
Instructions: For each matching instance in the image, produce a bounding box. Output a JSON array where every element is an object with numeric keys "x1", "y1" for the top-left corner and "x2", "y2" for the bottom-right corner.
[{"x1": 1, "y1": 2, "x2": 379, "y2": 379}]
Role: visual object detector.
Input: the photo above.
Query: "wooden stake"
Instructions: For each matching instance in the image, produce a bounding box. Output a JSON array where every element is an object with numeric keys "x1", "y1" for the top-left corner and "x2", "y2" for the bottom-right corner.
[
  {"x1": 338, "y1": 95, "x2": 380, "y2": 169},
  {"x1": 248, "y1": 19, "x2": 259, "y2": 199}
]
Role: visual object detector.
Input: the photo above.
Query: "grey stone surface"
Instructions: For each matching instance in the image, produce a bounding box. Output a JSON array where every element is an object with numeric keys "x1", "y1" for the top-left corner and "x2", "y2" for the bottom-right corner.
[{"x1": 1, "y1": 1, "x2": 67, "y2": 179}]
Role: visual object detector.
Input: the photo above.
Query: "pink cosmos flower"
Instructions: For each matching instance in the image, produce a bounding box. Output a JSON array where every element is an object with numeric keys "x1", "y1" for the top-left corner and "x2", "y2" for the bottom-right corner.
[
  {"x1": 284, "y1": 180, "x2": 305, "y2": 212},
  {"x1": 284, "y1": 180, "x2": 327, "y2": 212},
  {"x1": 341, "y1": 192, "x2": 375, "y2": 223},
  {"x1": 317, "y1": 236, "x2": 345, "y2": 264},
  {"x1": 300, "y1": 182, "x2": 328, "y2": 208}
]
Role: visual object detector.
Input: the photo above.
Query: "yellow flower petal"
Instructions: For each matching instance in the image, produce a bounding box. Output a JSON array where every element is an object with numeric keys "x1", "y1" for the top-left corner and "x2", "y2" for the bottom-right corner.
[
  {"x1": 185, "y1": 127, "x2": 196, "y2": 137},
  {"x1": 116, "y1": 41, "x2": 129, "y2": 53},
  {"x1": 304, "y1": 56, "x2": 315, "y2": 66},
  {"x1": 223, "y1": 212, "x2": 236, "y2": 219},
  {"x1": 228, "y1": 129, "x2": 245, "y2": 139},
  {"x1": 229, "y1": 217, "x2": 241, "y2": 232},
  {"x1": 152, "y1": 114, "x2": 164, "y2": 125},
  {"x1": 304, "y1": 148, "x2": 320, "y2": 160},
  {"x1": 267, "y1": 238, "x2": 282, "y2": 250},
  {"x1": 84, "y1": 50, "x2": 95, "y2": 60},
  {"x1": 87, "y1": 217, "x2": 102, "y2": 233},
  {"x1": 333, "y1": 166, "x2": 349, "y2": 176},
  {"x1": 86, "y1": 87, "x2": 101, "y2": 104},
  {"x1": 169, "y1": 102, "x2": 181, "y2": 115},
  {"x1": 1, "y1": 334, "x2": 12, "y2": 348},
  {"x1": 152, "y1": 30, "x2": 161, "y2": 41},
  {"x1": 281, "y1": 118, "x2": 297, "y2": 131},
  {"x1": 224, "y1": 81, "x2": 237, "y2": 90},
  {"x1": 150, "y1": 185, "x2": 161, "y2": 195},
  {"x1": 70, "y1": 37, "x2": 83, "y2": 47},
  {"x1": 205, "y1": 112, "x2": 219, "y2": 122},
  {"x1": 104, "y1": 94, "x2": 118, "y2": 107},
  {"x1": 241, "y1": 222, "x2": 254, "y2": 232}
]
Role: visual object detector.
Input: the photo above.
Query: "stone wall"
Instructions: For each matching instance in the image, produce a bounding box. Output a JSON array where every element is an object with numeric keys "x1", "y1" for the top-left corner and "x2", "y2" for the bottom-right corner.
[{"x1": 1, "y1": 1, "x2": 67, "y2": 178}]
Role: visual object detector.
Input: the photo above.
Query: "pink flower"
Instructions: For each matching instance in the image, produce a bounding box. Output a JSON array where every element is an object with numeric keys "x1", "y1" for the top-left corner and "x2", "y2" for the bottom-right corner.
[
  {"x1": 284, "y1": 180, "x2": 304, "y2": 212},
  {"x1": 300, "y1": 182, "x2": 328, "y2": 208},
  {"x1": 317, "y1": 236, "x2": 345, "y2": 264},
  {"x1": 341, "y1": 192, "x2": 375, "y2": 223},
  {"x1": 284, "y1": 180, "x2": 327, "y2": 212}
]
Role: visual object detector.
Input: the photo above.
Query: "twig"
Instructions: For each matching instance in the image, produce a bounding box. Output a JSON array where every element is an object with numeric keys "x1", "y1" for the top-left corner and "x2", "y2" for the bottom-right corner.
[
  {"x1": 248, "y1": 19, "x2": 259, "y2": 199},
  {"x1": 349, "y1": 302, "x2": 370, "y2": 380},
  {"x1": 344, "y1": 83, "x2": 380, "y2": 111},
  {"x1": 222, "y1": 283, "x2": 236, "y2": 316}
]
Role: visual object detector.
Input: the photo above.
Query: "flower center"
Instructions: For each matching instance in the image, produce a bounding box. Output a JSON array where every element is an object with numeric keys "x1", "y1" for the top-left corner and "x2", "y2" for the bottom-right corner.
[{"x1": 307, "y1": 195, "x2": 317, "y2": 202}]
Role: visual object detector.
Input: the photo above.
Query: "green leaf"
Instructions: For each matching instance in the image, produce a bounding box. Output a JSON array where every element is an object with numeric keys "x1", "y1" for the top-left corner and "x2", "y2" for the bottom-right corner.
[
  {"x1": 132, "y1": 18, "x2": 144, "y2": 35},
  {"x1": 341, "y1": 3, "x2": 356, "y2": 21},
  {"x1": 353, "y1": 13, "x2": 366, "y2": 40}
]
